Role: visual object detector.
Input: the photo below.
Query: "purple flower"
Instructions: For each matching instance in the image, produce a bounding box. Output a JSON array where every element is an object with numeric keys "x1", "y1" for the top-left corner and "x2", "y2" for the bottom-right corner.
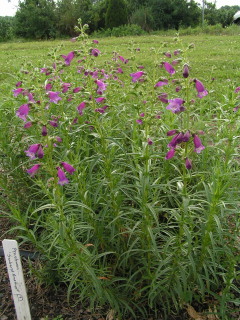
[
  {"x1": 77, "y1": 102, "x2": 86, "y2": 115},
  {"x1": 27, "y1": 92, "x2": 35, "y2": 103},
  {"x1": 174, "y1": 49, "x2": 181, "y2": 55},
  {"x1": 165, "y1": 148, "x2": 175, "y2": 160},
  {"x1": 93, "y1": 39, "x2": 99, "y2": 44},
  {"x1": 48, "y1": 91, "x2": 62, "y2": 104},
  {"x1": 163, "y1": 62, "x2": 175, "y2": 75},
  {"x1": 136, "y1": 119, "x2": 143, "y2": 124},
  {"x1": 118, "y1": 55, "x2": 128, "y2": 63},
  {"x1": 130, "y1": 71, "x2": 144, "y2": 83},
  {"x1": 166, "y1": 98, "x2": 185, "y2": 114},
  {"x1": 57, "y1": 167, "x2": 69, "y2": 185},
  {"x1": 158, "y1": 93, "x2": 168, "y2": 104},
  {"x1": 167, "y1": 129, "x2": 178, "y2": 136},
  {"x1": 48, "y1": 119, "x2": 58, "y2": 127},
  {"x1": 168, "y1": 132, "x2": 184, "y2": 148},
  {"x1": 25, "y1": 144, "x2": 44, "y2": 159},
  {"x1": 62, "y1": 83, "x2": 71, "y2": 93},
  {"x1": 194, "y1": 79, "x2": 208, "y2": 98},
  {"x1": 27, "y1": 164, "x2": 41, "y2": 177},
  {"x1": 182, "y1": 131, "x2": 191, "y2": 142},
  {"x1": 95, "y1": 97, "x2": 106, "y2": 104},
  {"x1": 155, "y1": 79, "x2": 168, "y2": 87},
  {"x1": 147, "y1": 138, "x2": 153, "y2": 145},
  {"x1": 185, "y1": 158, "x2": 192, "y2": 170},
  {"x1": 164, "y1": 52, "x2": 172, "y2": 58},
  {"x1": 91, "y1": 48, "x2": 101, "y2": 57},
  {"x1": 16, "y1": 81, "x2": 22, "y2": 87},
  {"x1": 95, "y1": 105, "x2": 108, "y2": 114},
  {"x1": 13, "y1": 88, "x2": 25, "y2": 96},
  {"x1": 45, "y1": 83, "x2": 52, "y2": 91},
  {"x1": 61, "y1": 162, "x2": 75, "y2": 174},
  {"x1": 73, "y1": 87, "x2": 82, "y2": 93},
  {"x1": 116, "y1": 67, "x2": 123, "y2": 74},
  {"x1": 96, "y1": 80, "x2": 107, "y2": 94},
  {"x1": 16, "y1": 104, "x2": 29, "y2": 121},
  {"x1": 234, "y1": 86, "x2": 240, "y2": 93},
  {"x1": 183, "y1": 64, "x2": 189, "y2": 78},
  {"x1": 24, "y1": 121, "x2": 32, "y2": 129},
  {"x1": 42, "y1": 125, "x2": 48, "y2": 136},
  {"x1": 193, "y1": 134, "x2": 205, "y2": 153},
  {"x1": 62, "y1": 51, "x2": 75, "y2": 66}
]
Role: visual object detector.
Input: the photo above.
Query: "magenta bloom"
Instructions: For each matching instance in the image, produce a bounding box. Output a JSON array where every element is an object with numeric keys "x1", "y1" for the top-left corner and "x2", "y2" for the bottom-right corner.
[
  {"x1": 24, "y1": 121, "x2": 32, "y2": 129},
  {"x1": 116, "y1": 67, "x2": 123, "y2": 74},
  {"x1": 49, "y1": 120, "x2": 58, "y2": 127},
  {"x1": 62, "y1": 83, "x2": 71, "y2": 93},
  {"x1": 16, "y1": 104, "x2": 29, "y2": 121},
  {"x1": 185, "y1": 158, "x2": 192, "y2": 170},
  {"x1": 95, "y1": 97, "x2": 106, "y2": 104},
  {"x1": 130, "y1": 71, "x2": 144, "y2": 83},
  {"x1": 118, "y1": 55, "x2": 128, "y2": 63},
  {"x1": 136, "y1": 119, "x2": 143, "y2": 125},
  {"x1": 163, "y1": 62, "x2": 175, "y2": 75},
  {"x1": 42, "y1": 125, "x2": 48, "y2": 136},
  {"x1": 155, "y1": 79, "x2": 168, "y2": 87},
  {"x1": 158, "y1": 93, "x2": 168, "y2": 104},
  {"x1": 174, "y1": 49, "x2": 181, "y2": 55},
  {"x1": 62, "y1": 51, "x2": 75, "y2": 66},
  {"x1": 25, "y1": 144, "x2": 44, "y2": 159},
  {"x1": 167, "y1": 129, "x2": 178, "y2": 136},
  {"x1": 73, "y1": 87, "x2": 82, "y2": 93},
  {"x1": 165, "y1": 148, "x2": 175, "y2": 160},
  {"x1": 96, "y1": 80, "x2": 107, "y2": 94},
  {"x1": 48, "y1": 91, "x2": 62, "y2": 104},
  {"x1": 77, "y1": 102, "x2": 86, "y2": 115},
  {"x1": 91, "y1": 48, "x2": 101, "y2": 57},
  {"x1": 164, "y1": 52, "x2": 171, "y2": 58},
  {"x1": 27, "y1": 164, "x2": 41, "y2": 177},
  {"x1": 194, "y1": 79, "x2": 208, "y2": 98},
  {"x1": 16, "y1": 81, "x2": 22, "y2": 87},
  {"x1": 166, "y1": 98, "x2": 185, "y2": 114},
  {"x1": 13, "y1": 88, "x2": 25, "y2": 96},
  {"x1": 168, "y1": 132, "x2": 184, "y2": 148},
  {"x1": 234, "y1": 86, "x2": 240, "y2": 93},
  {"x1": 93, "y1": 39, "x2": 99, "y2": 44},
  {"x1": 147, "y1": 138, "x2": 153, "y2": 145},
  {"x1": 183, "y1": 64, "x2": 189, "y2": 78},
  {"x1": 45, "y1": 83, "x2": 52, "y2": 91},
  {"x1": 57, "y1": 167, "x2": 69, "y2": 185},
  {"x1": 193, "y1": 134, "x2": 205, "y2": 153},
  {"x1": 61, "y1": 162, "x2": 75, "y2": 174}
]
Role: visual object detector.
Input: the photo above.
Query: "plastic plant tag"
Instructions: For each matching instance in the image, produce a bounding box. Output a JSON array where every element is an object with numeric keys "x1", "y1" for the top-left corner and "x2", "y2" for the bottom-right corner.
[{"x1": 2, "y1": 239, "x2": 31, "y2": 320}]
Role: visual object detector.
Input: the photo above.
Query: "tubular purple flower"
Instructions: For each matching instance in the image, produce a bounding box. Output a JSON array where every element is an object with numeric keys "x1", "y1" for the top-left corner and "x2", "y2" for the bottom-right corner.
[
  {"x1": 42, "y1": 125, "x2": 48, "y2": 136},
  {"x1": 91, "y1": 48, "x2": 101, "y2": 57},
  {"x1": 165, "y1": 148, "x2": 175, "y2": 160},
  {"x1": 16, "y1": 81, "x2": 22, "y2": 87},
  {"x1": 27, "y1": 164, "x2": 41, "y2": 177},
  {"x1": 183, "y1": 64, "x2": 189, "y2": 78},
  {"x1": 93, "y1": 39, "x2": 99, "y2": 44},
  {"x1": 49, "y1": 120, "x2": 58, "y2": 127},
  {"x1": 234, "y1": 86, "x2": 240, "y2": 93},
  {"x1": 57, "y1": 167, "x2": 69, "y2": 185},
  {"x1": 48, "y1": 91, "x2": 62, "y2": 104},
  {"x1": 13, "y1": 88, "x2": 25, "y2": 96},
  {"x1": 182, "y1": 130, "x2": 191, "y2": 142},
  {"x1": 62, "y1": 51, "x2": 75, "y2": 66},
  {"x1": 155, "y1": 79, "x2": 168, "y2": 87},
  {"x1": 194, "y1": 79, "x2": 208, "y2": 98},
  {"x1": 25, "y1": 144, "x2": 41, "y2": 159},
  {"x1": 61, "y1": 162, "x2": 75, "y2": 174},
  {"x1": 45, "y1": 83, "x2": 52, "y2": 91},
  {"x1": 16, "y1": 104, "x2": 29, "y2": 121},
  {"x1": 193, "y1": 134, "x2": 205, "y2": 153},
  {"x1": 96, "y1": 80, "x2": 107, "y2": 94},
  {"x1": 73, "y1": 87, "x2": 82, "y2": 93},
  {"x1": 130, "y1": 71, "x2": 144, "y2": 83},
  {"x1": 166, "y1": 98, "x2": 185, "y2": 114},
  {"x1": 185, "y1": 158, "x2": 192, "y2": 170},
  {"x1": 168, "y1": 132, "x2": 184, "y2": 148},
  {"x1": 164, "y1": 52, "x2": 171, "y2": 58},
  {"x1": 158, "y1": 93, "x2": 168, "y2": 104},
  {"x1": 163, "y1": 62, "x2": 175, "y2": 75},
  {"x1": 167, "y1": 129, "x2": 178, "y2": 136},
  {"x1": 136, "y1": 119, "x2": 143, "y2": 124},
  {"x1": 95, "y1": 97, "x2": 106, "y2": 104},
  {"x1": 24, "y1": 121, "x2": 32, "y2": 129},
  {"x1": 62, "y1": 83, "x2": 71, "y2": 93},
  {"x1": 77, "y1": 102, "x2": 86, "y2": 115},
  {"x1": 147, "y1": 138, "x2": 153, "y2": 145}
]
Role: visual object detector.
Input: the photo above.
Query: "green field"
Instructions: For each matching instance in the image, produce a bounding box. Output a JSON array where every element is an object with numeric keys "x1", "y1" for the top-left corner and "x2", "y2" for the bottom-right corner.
[{"x1": 0, "y1": 33, "x2": 239, "y2": 319}]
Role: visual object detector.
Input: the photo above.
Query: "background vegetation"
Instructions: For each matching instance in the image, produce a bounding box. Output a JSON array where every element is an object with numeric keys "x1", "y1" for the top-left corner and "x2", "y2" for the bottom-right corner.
[{"x1": 0, "y1": 0, "x2": 240, "y2": 41}]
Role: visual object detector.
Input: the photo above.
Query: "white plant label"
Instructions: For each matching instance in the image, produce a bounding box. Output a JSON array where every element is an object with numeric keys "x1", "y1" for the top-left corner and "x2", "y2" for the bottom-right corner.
[{"x1": 2, "y1": 239, "x2": 32, "y2": 320}]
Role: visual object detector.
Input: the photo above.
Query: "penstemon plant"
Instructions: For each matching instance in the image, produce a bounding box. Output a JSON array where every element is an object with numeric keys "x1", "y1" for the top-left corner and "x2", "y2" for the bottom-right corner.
[{"x1": 1, "y1": 25, "x2": 239, "y2": 319}]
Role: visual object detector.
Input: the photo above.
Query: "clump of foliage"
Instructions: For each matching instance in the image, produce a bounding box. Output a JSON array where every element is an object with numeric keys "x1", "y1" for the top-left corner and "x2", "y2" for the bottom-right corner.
[
  {"x1": 0, "y1": 16, "x2": 15, "y2": 41},
  {"x1": 1, "y1": 21, "x2": 239, "y2": 319}
]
